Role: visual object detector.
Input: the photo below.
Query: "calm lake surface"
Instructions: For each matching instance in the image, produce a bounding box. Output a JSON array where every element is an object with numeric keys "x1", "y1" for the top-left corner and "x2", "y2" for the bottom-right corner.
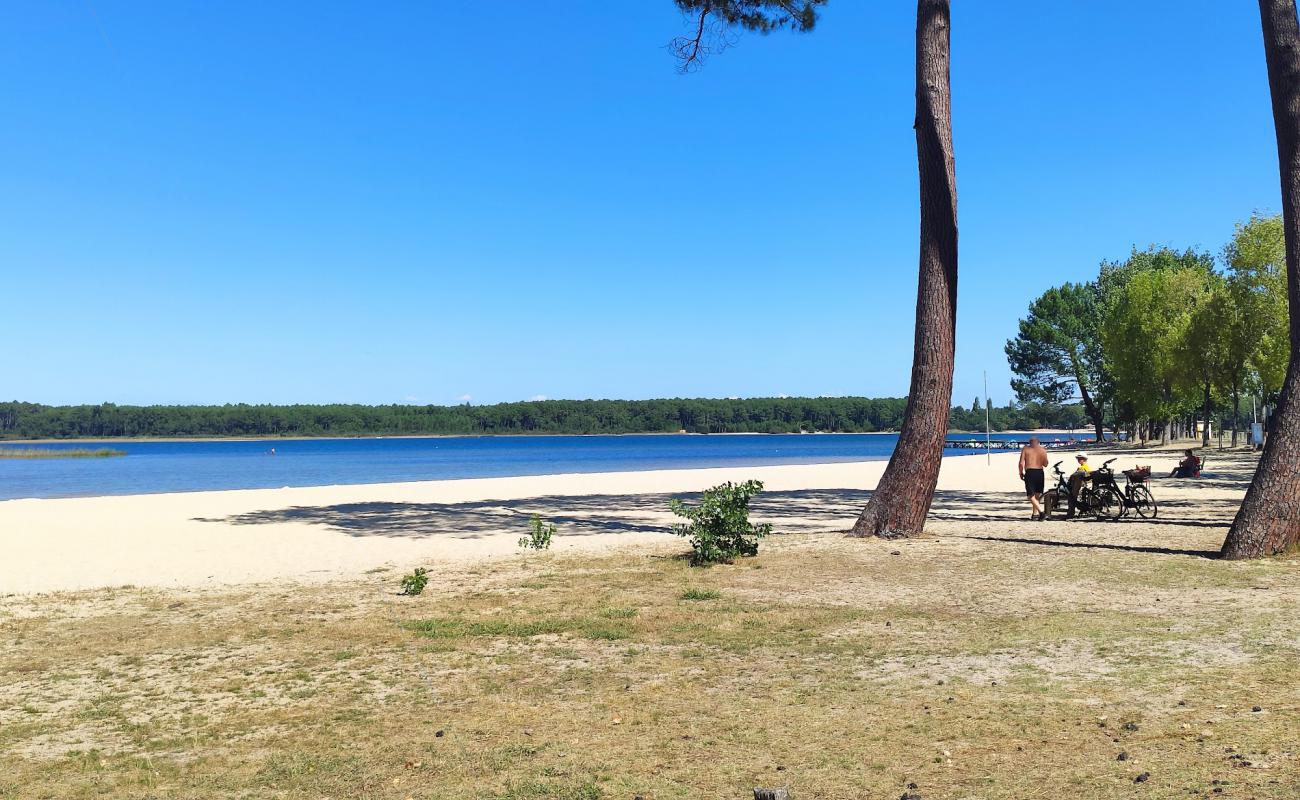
[{"x1": 0, "y1": 433, "x2": 1084, "y2": 500}]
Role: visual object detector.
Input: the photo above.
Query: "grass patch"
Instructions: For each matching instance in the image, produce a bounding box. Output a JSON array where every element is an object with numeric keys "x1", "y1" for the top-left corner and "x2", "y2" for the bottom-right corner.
[
  {"x1": 404, "y1": 617, "x2": 575, "y2": 639},
  {"x1": 599, "y1": 606, "x2": 639, "y2": 619},
  {"x1": 680, "y1": 588, "x2": 722, "y2": 601},
  {"x1": 582, "y1": 625, "x2": 632, "y2": 641}
]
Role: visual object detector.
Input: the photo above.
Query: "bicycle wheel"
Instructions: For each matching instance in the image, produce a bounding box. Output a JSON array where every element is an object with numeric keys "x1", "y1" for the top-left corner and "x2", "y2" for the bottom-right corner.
[
  {"x1": 1129, "y1": 485, "x2": 1157, "y2": 519},
  {"x1": 1093, "y1": 486, "x2": 1124, "y2": 521}
]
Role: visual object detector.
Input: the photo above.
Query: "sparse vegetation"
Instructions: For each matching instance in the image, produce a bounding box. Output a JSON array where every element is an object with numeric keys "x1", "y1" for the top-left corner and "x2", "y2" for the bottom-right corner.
[
  {"x1": 4, "y1": 534, "x2": 1300, "y2": 797},
  {"x1": 398, "y1": 567, "x2": 429, "y2": 596},
  {"x1": 670, "y1": 479, "x2": 772, "y2": 565},
  {"x1": 518, "y1": 514, "x2": 555, "y2": 551}
]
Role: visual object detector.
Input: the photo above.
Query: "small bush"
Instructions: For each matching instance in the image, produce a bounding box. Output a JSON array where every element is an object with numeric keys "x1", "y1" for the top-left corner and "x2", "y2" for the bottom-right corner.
[
  {"x1": 680, "y1": 588, "x2": 722, "y2": 601},
  {"x1": 669, "y1": 479, "x2": 772, "y2": 565},
  {"x1": 519, "y1": 514, "x2": 556, "y2": 551},
  {"x1": 399, "y1": 567, "x2": 429, "y2": 596}
]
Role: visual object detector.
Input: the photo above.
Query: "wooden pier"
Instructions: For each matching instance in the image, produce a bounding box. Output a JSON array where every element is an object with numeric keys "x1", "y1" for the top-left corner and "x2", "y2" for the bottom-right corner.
[{"x1": 944, "y1": 438, "x2": 1089, "y2": 451}]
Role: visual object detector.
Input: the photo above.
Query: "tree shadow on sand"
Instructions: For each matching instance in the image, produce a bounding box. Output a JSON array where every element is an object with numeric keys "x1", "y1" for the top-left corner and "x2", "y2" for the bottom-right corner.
[
  {"x1": 193, "y1": 489, "x2": 877, "y2": 540},
  {"x1": 193, "y1": 479, "x2": 1236, "y2": 560},
  {"x1": 959, "y1": 534, "x2": 1219, "y2": 559}
]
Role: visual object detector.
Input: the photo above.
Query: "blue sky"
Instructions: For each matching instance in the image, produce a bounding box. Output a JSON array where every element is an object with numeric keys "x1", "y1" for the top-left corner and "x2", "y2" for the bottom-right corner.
[{"x1": 1, "y1": 1, "x2": 1279, "y2": 407}]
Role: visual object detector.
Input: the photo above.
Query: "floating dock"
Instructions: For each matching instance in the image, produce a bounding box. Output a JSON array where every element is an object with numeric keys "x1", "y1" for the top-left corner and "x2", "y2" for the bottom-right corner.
[{"x1": 944, "y1": 438, "x2": 1089, "y2": 451}]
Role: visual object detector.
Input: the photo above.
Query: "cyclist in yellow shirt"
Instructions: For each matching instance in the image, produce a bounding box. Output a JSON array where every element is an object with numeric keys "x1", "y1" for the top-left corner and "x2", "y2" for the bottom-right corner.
[{"x1": 1066, "y1": 451, "x2": 1092, "y2": 518}]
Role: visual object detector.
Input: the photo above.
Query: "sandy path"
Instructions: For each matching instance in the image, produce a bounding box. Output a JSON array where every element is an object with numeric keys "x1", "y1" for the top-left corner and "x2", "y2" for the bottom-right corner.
[{"x1": 0, "y1": 450, "x2": 1196, "y2": 594}]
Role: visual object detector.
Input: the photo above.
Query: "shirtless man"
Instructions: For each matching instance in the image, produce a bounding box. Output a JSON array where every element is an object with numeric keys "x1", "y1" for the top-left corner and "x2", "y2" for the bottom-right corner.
[{"x1": 1018, "y1": 436, "x2": 1049, "y2": 520}]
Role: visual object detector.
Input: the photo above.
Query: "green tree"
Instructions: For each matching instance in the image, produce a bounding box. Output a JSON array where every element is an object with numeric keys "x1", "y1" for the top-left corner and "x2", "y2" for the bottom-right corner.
[
  {"x1": 1176, "y1": 273, "x2": 1230, "y2": 447},
  {"x1": 1225, "y1": 212, "x2": 1288, "y2": 399},
  {"x1": 1208, "y1": 274, "x2": 1258, "y2": 446},
  {"x1": 1099, "y1": 250, "x2": 1216, "y2": 442},
  {"x1": 670, "y1": 0, "x2": 960, "y2": 539},
  {"x1": 1005, "y1": 282, "x2": 1109, "y2": 442}
]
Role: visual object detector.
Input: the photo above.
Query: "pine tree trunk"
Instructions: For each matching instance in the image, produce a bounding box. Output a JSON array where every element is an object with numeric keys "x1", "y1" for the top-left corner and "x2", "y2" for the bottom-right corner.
[
  {"x1": 851, "y1": 0, "x2": 957, "y2": 539},
  {"x1": 1223, "y1": 0, "x2": 1300, "y2": 558}
]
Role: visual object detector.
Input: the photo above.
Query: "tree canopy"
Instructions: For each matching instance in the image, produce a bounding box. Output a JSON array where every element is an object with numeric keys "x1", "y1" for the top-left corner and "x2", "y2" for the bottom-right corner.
[
  {"x1": 670, "y1": 0, "x2": 825, "y2": 68},
  {"x1": 1007, "y1": 218, "x2": 1290, "y2": 444},
  {"x1": 1225, "y1": 213, "x2": 1289, "y2": 395},
  {"x1": 1004, "y1": 282, "x2": 1109, "y2": 439}
]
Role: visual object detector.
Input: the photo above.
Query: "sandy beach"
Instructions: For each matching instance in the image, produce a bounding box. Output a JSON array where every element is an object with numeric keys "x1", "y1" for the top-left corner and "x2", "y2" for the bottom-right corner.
[{"x1": 0, "y1": 449, "x2": 1195, "y2": 594}]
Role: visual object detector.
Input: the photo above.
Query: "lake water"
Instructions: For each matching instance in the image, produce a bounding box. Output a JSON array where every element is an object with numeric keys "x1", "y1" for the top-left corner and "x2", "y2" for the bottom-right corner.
[{"x1": 0, "y1": 433, "x2": 1087, "y2": 500}]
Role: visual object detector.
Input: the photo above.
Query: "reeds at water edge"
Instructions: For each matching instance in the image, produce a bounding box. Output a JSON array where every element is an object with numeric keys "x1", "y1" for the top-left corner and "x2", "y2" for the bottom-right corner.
[{"x1": 0, "y1": 447, "x2": 126, "y2": 459}]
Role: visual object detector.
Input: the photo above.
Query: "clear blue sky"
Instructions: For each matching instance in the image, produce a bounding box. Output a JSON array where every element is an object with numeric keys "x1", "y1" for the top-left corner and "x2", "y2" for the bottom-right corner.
[{"x1": 1, "y1": 1, "x2": 1279, "y2": 407}]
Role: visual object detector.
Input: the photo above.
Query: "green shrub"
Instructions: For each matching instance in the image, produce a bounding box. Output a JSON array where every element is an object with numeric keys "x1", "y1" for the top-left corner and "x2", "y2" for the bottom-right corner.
[
  {"x1": 399, "y1": 567, "x2": 429, "y2": 596},
  {"x1": 518, "y1": 514, "x2": 555, "y2": 551},
  {"x1": 669, "y1": 479, "x2": 772, "y2": 566}
]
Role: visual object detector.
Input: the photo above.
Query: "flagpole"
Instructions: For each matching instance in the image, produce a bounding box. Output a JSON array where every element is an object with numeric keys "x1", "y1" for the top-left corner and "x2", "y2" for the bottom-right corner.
[{"x1": 984, "y1": 371, "x2": 991, "y2": 465}]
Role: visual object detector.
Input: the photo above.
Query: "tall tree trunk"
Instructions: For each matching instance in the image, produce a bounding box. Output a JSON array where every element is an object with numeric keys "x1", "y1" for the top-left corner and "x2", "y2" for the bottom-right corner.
[
  {"x1": 1223, "y1": 0, "x2": 1300, "y2": 558},
  {"x1": 1203, "y1": 378, "x2": 1212, "y2": 448},
  {"x1": 1232, "y1": 383, "x2": 1241, "y2": 447},
  {"x1": 1079, "y1": 382, "x2": 1103, "y2": 443},
  {"x1": 851, "y1": 0, "x2": 957, "y2": 539}
]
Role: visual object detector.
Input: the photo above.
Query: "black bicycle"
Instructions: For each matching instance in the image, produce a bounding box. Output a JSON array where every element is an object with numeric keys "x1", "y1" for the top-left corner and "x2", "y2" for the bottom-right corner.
[
  {"x1": 1088, "y1": 458, "x2": 1126, "y2": 521},
  {"x1": 1044, "y1": 459, "x2": 1123, "y2": 520},
  {"x1": 1119, "y1": 465, "x2": 1158, "y2": 518}
]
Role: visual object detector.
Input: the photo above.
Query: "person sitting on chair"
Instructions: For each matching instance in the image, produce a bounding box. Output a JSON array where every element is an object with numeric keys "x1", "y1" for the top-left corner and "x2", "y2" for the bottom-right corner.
[
  {"x1": 1171, "y1": 448, "x2": 1200, "y2": 478},
  {"x1": 1066, "y1": 451, "x2": 1093, "y2": 518}
]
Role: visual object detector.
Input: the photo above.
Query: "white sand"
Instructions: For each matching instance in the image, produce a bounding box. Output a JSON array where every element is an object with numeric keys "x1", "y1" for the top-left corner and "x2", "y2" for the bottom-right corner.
[{"x1": 0, "y1": 451, "x2": 1182, "y2": 594}]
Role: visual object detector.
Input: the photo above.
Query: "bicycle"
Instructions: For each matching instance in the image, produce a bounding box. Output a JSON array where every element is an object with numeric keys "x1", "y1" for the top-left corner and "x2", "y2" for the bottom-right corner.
[
  {"x1": 1087, "y1": 458, "x2": 1126, "y2": 521},
  {"x1": 1119, "y1": 465, "x2": 1158, "y2": 518},
  {"x1": 1044, "y1": 459, "x2": 1123, "y2": 520}
]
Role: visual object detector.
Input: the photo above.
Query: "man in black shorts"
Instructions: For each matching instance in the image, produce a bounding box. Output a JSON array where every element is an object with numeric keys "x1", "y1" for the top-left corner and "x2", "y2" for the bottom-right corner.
[{"x1": 1019, "y1": 436, "x2": 1048, "y2": 520}]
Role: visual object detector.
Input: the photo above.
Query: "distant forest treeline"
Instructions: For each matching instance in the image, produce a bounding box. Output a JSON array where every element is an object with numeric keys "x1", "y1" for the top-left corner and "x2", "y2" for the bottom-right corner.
[{"x1": 0, "y1": 398, "x2": 1088, "y2": 440}]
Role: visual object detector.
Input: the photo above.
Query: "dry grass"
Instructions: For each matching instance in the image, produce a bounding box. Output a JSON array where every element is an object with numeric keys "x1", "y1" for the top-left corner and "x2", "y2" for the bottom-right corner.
[{"x1": 4, "y1": 456, "x2": 1300, "y2": 798}]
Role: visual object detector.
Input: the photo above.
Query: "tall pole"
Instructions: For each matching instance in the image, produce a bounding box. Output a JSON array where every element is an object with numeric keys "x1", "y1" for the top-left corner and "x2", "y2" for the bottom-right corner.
[{"x1": 984, "y1": 371, "x2": 991, "y2": 465}]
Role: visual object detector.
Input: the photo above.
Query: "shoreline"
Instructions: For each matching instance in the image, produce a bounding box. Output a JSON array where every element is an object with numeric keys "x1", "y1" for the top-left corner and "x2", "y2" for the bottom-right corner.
[
  {"x1": 0, "y1": 436, "x2": 1155, "y2": 504},
  {"x1": 0, "y1": 444, "x2": 1038, "y2": 503}
]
